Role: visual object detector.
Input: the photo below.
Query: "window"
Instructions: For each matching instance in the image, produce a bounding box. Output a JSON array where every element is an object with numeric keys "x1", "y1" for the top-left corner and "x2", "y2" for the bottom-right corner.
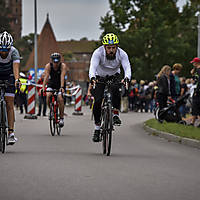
[{"x1": 16, "y1": 8, "x2": 18, "y2": 13}]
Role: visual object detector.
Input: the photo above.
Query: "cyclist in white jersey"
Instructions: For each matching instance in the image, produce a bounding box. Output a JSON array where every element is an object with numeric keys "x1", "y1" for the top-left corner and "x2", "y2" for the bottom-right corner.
[
  {"x1": 0, "y1": 31, "x2": 21, "y2": 145},
  {"x1": 89, "y1": 33, "x2": 132, "y2": 142}
]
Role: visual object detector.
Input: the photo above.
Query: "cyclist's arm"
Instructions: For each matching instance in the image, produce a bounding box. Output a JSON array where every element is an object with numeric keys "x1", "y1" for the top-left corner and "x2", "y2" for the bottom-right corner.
[
  {"x1": 120, "y1": 50, "x2": 131, "y2": 80},
  {"x1": 12, "y1": 47, "x2": 20, "y2": 81},
  {"x1": 13, "y1": 62, "x2": 20, "y2": 80},
  {"x1": 43, "y1": 63, "x2": 50, "y2": 90},
  {"x1": 89, "y1": 49, "x2": 100, "y2": 80},
  {"x1": 60, "y1": 63, "x2": 67, "y2": 88}
]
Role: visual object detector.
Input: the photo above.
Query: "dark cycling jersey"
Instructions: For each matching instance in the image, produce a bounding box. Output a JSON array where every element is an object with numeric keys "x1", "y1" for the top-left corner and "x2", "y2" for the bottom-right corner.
[
  {"x1": 0, "y1": 46, "x2": 20, "y2": 95},
  {"x1": 47, "y1": 63, "x2": 62, "y2": 89},
  {"x1": 0, "y1": 46, "x2": 20, "y2": 80}
]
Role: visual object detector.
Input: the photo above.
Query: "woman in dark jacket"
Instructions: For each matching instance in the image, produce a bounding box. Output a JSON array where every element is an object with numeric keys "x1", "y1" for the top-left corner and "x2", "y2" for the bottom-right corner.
[{"x1": 156, "y1": 65, "x2": 171, "y2": 109}]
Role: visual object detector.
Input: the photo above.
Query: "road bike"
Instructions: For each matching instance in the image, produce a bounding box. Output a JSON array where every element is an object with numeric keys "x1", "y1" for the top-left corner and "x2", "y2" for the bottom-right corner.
[
  {"x1": 0, "y1": 80, "x2": 14, "y2": 153},
  {"x1": 47, "y1": 89, "x2": 61, "y2": 136},
  {"x1": 97, "y1": 79, "x2": 124, "y2": 156}
]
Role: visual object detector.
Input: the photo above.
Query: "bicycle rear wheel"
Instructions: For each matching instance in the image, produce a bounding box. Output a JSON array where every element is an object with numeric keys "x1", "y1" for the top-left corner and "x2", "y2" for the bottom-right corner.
[{"x1": 49, "y1": 103, "x2": 55, "y2": 136}]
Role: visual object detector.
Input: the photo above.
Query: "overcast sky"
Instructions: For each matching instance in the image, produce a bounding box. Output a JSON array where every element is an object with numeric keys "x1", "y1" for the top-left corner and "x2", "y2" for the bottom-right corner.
[
  {"x1": 22, "y1": 0, "x2": 187, "y2": 41},
  {"x1": 22, "y1": 0, "x2": 110, "y2": 41}
]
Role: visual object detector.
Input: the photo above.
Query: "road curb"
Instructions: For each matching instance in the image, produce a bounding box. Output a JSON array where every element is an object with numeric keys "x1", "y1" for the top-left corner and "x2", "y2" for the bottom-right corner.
[{"x1": 143, "y1": 123, "x2": 200, "y2": 150}]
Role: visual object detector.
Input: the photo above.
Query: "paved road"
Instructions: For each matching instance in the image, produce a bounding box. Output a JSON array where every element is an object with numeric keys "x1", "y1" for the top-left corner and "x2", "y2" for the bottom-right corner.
[{"x1": 0, "y1": 106, "x2": 200, "y2": 200}]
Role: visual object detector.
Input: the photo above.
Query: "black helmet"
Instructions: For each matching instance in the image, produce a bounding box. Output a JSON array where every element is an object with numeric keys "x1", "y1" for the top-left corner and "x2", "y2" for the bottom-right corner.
[{"x1": 51, "y1": 52, "x2": 61, "y2": 63}]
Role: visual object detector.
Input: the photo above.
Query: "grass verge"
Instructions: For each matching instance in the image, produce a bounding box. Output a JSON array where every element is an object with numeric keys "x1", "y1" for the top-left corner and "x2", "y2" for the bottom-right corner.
[{"x1": 145, "y1": 119, "x2": 200, "y2": 141}]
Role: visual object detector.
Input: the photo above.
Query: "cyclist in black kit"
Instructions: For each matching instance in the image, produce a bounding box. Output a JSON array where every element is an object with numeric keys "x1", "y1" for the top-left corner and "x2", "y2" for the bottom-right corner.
[{"x1": 42, "y1": 53, "x2": 67, "y2": 127}]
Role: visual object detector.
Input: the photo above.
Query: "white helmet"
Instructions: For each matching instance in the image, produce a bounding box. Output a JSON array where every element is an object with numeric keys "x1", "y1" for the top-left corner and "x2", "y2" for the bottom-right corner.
[{"x1": 0, "y1": 31, "x2": 13, "y2": 51}]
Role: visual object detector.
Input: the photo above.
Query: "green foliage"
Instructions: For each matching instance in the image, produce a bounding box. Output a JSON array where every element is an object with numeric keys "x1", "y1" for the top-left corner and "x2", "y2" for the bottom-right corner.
[
  {"x1": 80, "y1": 37, "x2": 88, "y2": 41},
  {"x1": 0, "y1": 1, "x2": 12, "y2": 33},
  {"x1": 63, "y1": 52, "x2": 75, "y2": 61},
  {"x1": 100, "y1": 0, "x2": 199, "y2": 81},
  {"x1": 15, "y1": 33, "x2": 35, "y2": 69}
]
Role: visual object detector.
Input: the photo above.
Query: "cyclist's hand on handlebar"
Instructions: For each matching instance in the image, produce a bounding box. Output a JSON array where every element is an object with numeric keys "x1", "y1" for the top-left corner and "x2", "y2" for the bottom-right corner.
[
  {"x1": 122, "y1": 77, "x2": 129, "y2": 90},
  {"x1": 59, "y1": 87, "x2": 65, "y2": 93},
  {"x1": 15, "y1": 79, "x2": 21, "y2": 89},
  {"x1": 90, "y1": 77, "x2": 96, "y2": 89},
  {"x1": 90, "y1": 77, "x2": 96, "y2": 85}
]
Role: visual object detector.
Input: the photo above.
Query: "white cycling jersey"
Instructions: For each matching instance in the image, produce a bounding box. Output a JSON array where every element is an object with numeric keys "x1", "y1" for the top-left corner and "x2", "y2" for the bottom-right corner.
[{"x1": 89, "y1": 45, "x2": 131, "y2": 80}]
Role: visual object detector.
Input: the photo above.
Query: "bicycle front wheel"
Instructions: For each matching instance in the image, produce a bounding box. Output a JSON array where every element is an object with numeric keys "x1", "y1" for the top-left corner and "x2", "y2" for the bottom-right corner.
[
  {"x1": 49, "y1": 103, "x2": 55, "y2": 136},
  {"x1": 101, "y1": 108, "x2": 107, "y2": 155},
  {"x1": 1, "y1": 127, "x2": 7, "y2": 154},
  {"x1": 1, "y1": 102, "x2": 7, "y2": 153},
  {"x1": 56, "y1": 107, "x2": 61, "y2": 136},
  {"x1": 106, "y1": 104, "x2": 113, "y2": 156}
]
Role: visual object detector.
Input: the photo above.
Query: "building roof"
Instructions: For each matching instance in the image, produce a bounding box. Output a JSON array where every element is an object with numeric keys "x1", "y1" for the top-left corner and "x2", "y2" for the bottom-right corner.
[
  {"x1": 24, "y1": 14, "x2": 61, "y2": 71},
  {"x1": 58, "y1": 40, "x2": 97, "y2": 54}
]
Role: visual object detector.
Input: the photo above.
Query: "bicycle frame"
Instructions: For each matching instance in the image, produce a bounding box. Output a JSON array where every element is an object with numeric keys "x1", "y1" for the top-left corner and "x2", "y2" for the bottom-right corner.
[
  {"x1": 99, "y1": 81, "x2": 117, "y2": 156},
  {"x1": 0, "y1": 88, "x2": 8, "y2": 128},
  {"x1": 0, "y1": 81, "x2": 10, "y2": 153},
  {"x1": 51, "y1": 94, "x2": 59, "y2": 123},
  {"x1": 47, "y1": 90, "x2": 61, "y2": 136}
]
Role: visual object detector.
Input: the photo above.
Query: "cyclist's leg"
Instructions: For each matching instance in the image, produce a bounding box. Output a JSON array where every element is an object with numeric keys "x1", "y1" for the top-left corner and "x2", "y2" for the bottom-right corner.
[
  {"x1": 58, "y1": 93, "x2": 64, "y2": 119},
  {"x1": 93, "y1": 83, "x2": 104, "y2": 125},
  {"x1": 5, "y1": 95, "x2": 17, "y2": 144},
  {"x1": 5, "y1": 96, "x2": 15, "y2": 131},
  {"x1": 5, "y1": 75, "x2": 15, "y2": 132},
  {"x1": 46, "y1": 90, "x2": 52, "y2": 108},
  {"x1": 92, "y1": 83, "x2": 104, "y2": 142},
  {"x1": 111, "y1": 84, "x2": 121, "y2": 125}
]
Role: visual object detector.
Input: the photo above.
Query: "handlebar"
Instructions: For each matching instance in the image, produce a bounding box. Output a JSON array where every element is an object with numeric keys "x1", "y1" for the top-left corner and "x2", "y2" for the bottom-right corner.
[{"x1": 92, "y1": 80, "x2": 128, "y2": 90}]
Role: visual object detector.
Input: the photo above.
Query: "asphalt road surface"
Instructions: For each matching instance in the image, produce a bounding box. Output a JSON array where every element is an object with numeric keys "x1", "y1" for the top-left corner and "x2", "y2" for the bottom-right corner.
[{"x1": 0, "y1": 106, "x2": 200, "y2": 200}]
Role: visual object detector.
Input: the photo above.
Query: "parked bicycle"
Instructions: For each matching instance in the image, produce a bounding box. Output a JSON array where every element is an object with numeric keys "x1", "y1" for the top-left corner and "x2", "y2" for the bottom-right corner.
[
  {"x1": 0, "y1": 80, "x2": 15, "y2": 153},
  {"x1": 46, "y1": 89, "x2": 62, "y2": 136}
]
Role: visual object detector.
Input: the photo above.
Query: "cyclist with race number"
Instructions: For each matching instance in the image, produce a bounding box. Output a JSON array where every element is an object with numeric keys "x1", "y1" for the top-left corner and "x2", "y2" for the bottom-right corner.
[
  {"x1": 0, "y1": 31, "x2": 21, "y2": 145},
  {"x1": 42, "y1": 53, "x2": 67, "y2": 127},
  {"x1": 89, "y1": 33, "x2": 132, "y2": 142}
]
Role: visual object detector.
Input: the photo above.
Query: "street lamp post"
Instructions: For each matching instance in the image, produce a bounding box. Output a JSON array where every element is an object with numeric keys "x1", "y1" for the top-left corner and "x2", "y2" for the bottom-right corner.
[
  {"x1": 34, "y1": 0, "x2": 38, "y2": 116},
  {"x1": 198, "y1": 12, "x2": 200, "y2": 57},
  {"x1": 34, "y1": 0, "x2": 38, "y2": 82}
]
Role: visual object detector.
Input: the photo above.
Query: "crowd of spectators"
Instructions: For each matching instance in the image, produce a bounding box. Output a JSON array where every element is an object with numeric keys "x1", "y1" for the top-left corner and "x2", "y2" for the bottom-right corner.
[{"x1": 127, "y1": 58, "x2": 200, "y2": 126}]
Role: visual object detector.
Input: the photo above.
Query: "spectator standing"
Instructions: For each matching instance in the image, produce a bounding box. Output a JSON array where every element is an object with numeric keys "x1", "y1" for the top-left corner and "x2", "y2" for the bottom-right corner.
[
  {"x1": 138, "y1": 80, "x2": 146, "y2": 112},
  {"x1": 19, "y1": 72, "x2": 28, "y2": 114},
  {"x1": 179, "y1": 77, "x2": 188, "y2": 118},
  {"x1": 37, "y1": 73, "x2": 47, "y2": 116},
  {"x1": 156, "y1": 65, "x2": 171, "y2": 109},
  {"x1": 128, "y1": 79, "x2": 139, "y2": 111},
  {"x1": 170, "y1": 63, "x2": 183, "y2": 99},
  {"x1": 189, "y1": 57, "x2": 200, "y2": 126}
]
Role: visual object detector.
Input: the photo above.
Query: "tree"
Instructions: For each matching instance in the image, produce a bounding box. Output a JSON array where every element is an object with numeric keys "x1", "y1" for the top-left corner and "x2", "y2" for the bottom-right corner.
[
  {"x1": 15, "y1": 33, "x2": 35, "y2": 69},
  {"x1": 100, "y1": 0, "x2": 198, "y2": 80}
]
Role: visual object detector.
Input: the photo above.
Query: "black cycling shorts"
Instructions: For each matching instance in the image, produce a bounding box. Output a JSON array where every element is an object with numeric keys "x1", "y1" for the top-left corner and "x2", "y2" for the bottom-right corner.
[{"x1": 0, "y1": 75, "x2": 15, "y2": 97}]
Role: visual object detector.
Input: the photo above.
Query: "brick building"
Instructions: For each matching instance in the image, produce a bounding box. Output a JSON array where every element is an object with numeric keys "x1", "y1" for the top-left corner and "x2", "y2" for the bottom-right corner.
[
  {"x1": 4, "y1": 0, "x2": 22, "y2": 40},
  {"x1": 24, "y1": 15, "x2": 97, "y2": 85}
]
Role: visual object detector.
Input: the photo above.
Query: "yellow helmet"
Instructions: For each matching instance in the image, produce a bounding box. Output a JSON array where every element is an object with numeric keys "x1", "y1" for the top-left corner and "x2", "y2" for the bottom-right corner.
[{"x1": 102, "y1": 33, "x2": 119, "y2": 45}]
